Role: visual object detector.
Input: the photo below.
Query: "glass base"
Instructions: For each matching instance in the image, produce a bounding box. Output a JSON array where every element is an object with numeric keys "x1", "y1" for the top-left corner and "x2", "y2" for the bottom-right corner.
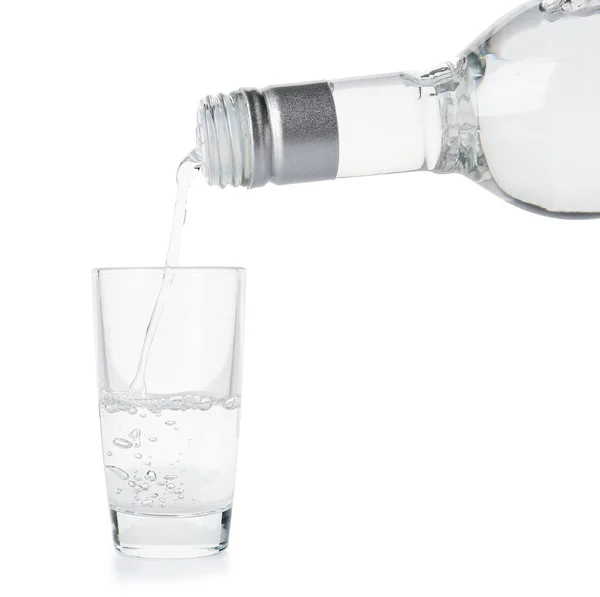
[{"x1": 110, "y1": 506, "x2": 232, "y2": 559}]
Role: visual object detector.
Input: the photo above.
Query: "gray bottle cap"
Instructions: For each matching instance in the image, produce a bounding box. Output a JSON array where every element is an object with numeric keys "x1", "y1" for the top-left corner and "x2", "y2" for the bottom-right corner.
[{"x1": 241, "y1": 82, "x2": 339, "y2": 188}]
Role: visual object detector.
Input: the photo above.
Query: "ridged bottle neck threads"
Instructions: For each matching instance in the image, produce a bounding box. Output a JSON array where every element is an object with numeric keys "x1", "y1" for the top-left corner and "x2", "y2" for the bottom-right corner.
[{"x1": 196, "y1": 91, "x2": 253, "y2": 189}]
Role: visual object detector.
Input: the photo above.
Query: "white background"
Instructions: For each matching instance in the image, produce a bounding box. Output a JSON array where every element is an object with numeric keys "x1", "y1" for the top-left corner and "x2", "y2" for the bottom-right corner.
[{"x1": 2, "y1": 1, "x2": 600, "y2": 595}]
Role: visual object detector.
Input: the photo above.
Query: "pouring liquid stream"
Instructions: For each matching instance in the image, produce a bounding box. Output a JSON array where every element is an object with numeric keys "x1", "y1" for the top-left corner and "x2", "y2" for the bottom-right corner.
[{"x1": 129, "y1": 153, "x2": 202, "y2": 394}]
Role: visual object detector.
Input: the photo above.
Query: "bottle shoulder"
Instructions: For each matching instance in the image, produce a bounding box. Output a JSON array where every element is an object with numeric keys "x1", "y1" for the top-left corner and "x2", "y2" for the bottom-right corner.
[{"x1": 460, "y1": 1, "x2": 600, "y2": 63}]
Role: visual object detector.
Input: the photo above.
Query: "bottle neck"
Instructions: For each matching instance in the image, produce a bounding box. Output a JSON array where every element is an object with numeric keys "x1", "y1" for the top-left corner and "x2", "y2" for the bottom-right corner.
[
  {"x1": 333, "y1": 73, "x2": 444, "y2": 179},
  {"x1": 197, "y1": 63, "x2": 484, "y2": 188}
]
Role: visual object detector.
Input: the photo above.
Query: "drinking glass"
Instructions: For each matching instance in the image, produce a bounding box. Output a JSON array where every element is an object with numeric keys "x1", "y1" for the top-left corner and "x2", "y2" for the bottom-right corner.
[{"x1": 92, "y1": 267, "x2": 245, "y2": 558}]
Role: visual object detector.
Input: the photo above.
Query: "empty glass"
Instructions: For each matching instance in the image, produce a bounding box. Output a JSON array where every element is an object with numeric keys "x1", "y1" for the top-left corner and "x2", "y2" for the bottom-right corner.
[{"x1": 92, "y1": 267, "x2": 245, "y2": 558}]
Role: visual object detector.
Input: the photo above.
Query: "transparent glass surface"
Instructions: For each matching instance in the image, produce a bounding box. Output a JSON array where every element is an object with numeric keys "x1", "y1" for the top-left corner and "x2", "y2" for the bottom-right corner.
[
  {"x1": 469, "y1": 0, "x2": 600, "y2": 214},
  {"x1": 195, "y1": 1, "x2": 600, "y2": 217},
  {"x1": 331, "y1": 1, "x2": 600, "y2": 216},
  {"x1": 93, "y1": 267, "x2": 245, "y2": 558}
]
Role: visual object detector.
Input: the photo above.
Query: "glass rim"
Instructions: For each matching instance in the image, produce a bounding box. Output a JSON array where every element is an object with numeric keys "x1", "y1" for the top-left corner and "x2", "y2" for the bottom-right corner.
[{"x1": 93, "y1": 267, "x2": 245, "y2": 275}]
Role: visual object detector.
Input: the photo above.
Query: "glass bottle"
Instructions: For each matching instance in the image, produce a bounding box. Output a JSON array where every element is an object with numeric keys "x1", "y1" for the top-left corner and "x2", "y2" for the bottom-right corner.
[{"x1": 194, "y1": 0, "x2": 600, "y2": 218}]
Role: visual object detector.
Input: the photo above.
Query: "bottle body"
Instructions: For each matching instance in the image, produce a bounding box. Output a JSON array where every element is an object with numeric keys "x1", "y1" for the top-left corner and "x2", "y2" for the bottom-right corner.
[
  {"x1": 196, "y1": 1, "x2": 600, "y2": 217},
  {"x1": 466, "y1": 0, "x2": 600, "y2": 215}
]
